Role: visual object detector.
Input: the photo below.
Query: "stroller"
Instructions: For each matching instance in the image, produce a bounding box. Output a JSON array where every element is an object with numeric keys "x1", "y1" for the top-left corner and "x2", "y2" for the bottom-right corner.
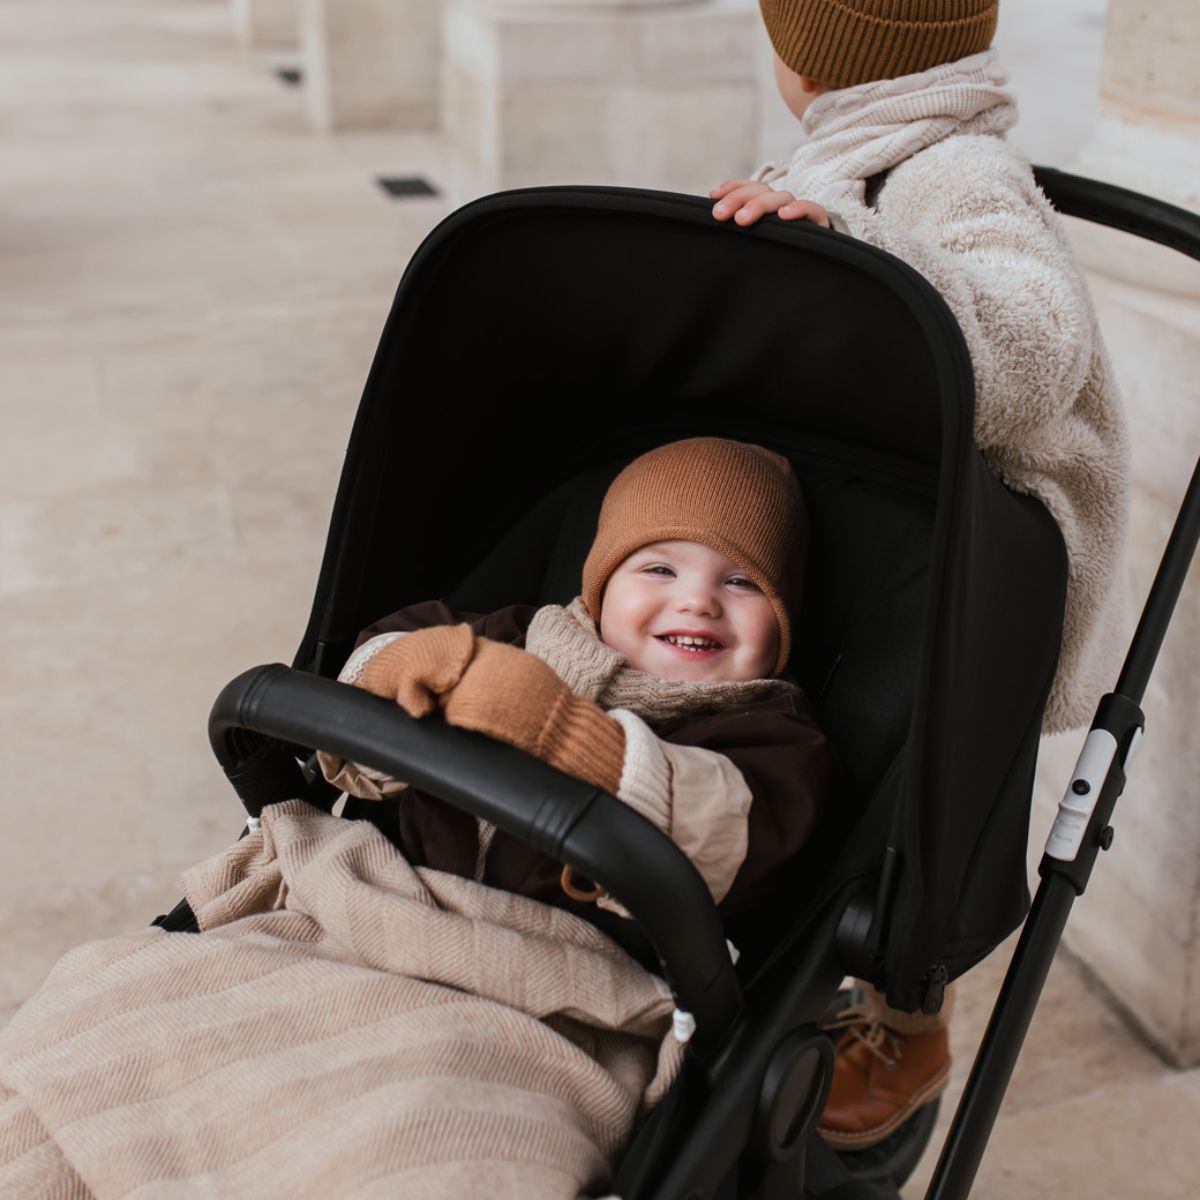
[{"x1": 186, "y1": 169, "x2": 1199, "y2": 1199}]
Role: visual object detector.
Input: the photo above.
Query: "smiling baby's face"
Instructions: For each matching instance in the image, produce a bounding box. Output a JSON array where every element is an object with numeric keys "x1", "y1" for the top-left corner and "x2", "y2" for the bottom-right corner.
[{"x1": 597, "y1": 539, "x2": 780, "y2": 683}]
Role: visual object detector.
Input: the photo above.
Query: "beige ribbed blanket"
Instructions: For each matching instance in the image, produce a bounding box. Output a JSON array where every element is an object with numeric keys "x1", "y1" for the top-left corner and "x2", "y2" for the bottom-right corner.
[{"x1": 0, "y1": 802, "x2": 682, "y2": 1198}]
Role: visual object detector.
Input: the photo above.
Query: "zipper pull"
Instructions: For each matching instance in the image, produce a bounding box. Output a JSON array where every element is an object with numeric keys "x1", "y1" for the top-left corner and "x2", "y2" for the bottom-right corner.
[{"x1": 921, "y1": 963, "x2": 948, "y2": 1014}]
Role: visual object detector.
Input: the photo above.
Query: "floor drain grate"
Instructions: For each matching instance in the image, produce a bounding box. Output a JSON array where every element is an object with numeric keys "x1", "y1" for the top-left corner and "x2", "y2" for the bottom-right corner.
[
  {"x1": 377, "y1": 176, "x2": 439, "y2": 199},
  {"x1": 274, "y1": 66, "x2": 303, "y2": 87}
]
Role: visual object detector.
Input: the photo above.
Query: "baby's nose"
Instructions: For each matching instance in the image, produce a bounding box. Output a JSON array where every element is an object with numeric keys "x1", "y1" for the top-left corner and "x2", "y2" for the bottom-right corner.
[{"x1": 675, "y1": 588, "x2": 721, "y2": 616}]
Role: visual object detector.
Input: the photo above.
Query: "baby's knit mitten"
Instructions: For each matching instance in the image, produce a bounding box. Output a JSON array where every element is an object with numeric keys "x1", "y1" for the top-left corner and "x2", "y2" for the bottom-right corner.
[
  {"x1": 442, "y1": 639, "x2": 626, "y2": 796},
  {"x1": 359, "y1": 624, "x2": 477, "y2": 717}
]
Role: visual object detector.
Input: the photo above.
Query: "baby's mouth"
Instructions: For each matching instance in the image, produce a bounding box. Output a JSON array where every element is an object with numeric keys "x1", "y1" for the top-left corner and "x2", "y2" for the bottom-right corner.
[{"x1": 656, "y1": 634, "x2": 725, "y2": 654}]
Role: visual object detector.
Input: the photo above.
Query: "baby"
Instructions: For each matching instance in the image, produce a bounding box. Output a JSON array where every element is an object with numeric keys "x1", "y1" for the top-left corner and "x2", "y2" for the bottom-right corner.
[{"x1": 321, "y1": 435, "x2": 835, "y2": 920}]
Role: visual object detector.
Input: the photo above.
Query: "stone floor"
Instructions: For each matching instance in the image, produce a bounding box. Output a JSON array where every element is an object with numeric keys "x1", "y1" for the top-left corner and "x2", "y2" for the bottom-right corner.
[{"x1": 1, "y1": 1, "x2": 1196, "y2": 1197}]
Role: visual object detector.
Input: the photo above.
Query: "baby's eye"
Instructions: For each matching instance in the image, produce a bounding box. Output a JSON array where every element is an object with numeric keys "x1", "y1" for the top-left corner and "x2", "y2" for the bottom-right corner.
[
  {"x1": 642, "y1": 565, "x2": 675, "y2": 577},
  {"x1": 729, "y1": 576, "x2": 759, "y2": 590}
]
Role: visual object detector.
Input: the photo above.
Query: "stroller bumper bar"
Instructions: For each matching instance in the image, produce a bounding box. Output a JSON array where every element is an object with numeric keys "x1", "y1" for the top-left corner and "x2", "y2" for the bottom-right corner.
[{"x1": 208, "y1": 663, "x2": 744, "y2": 1053}]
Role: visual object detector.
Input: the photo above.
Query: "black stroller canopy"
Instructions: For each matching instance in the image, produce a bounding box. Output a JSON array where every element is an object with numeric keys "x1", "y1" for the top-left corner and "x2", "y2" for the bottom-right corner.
[
  {"x1": 306, "y1": 188, "x2": 970, "y2": 655},
  {"x1": 298, "y1": 187, "x2": 1068, "y2": 1010}
]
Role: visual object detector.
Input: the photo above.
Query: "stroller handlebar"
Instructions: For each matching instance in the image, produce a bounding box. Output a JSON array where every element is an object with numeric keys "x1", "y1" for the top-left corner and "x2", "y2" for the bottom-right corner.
[
  {"x1": 1032, "y1": 165, "x2": 1200, "y2": 262},
  {"x1": 208, "y1": 663, "x2": 744, "y2": 1053}
]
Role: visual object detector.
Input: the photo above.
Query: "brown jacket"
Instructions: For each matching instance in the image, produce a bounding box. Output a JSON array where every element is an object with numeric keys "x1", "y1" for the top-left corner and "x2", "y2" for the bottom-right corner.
[{"x1": 340, "y1": 602, "x2": 835, "y2": 918}]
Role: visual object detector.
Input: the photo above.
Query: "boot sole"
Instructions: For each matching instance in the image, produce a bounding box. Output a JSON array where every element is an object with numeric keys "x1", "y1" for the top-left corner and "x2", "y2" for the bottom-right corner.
[{"x1": 816, "y1": 1063, "x2": 951, "y2": 1150}]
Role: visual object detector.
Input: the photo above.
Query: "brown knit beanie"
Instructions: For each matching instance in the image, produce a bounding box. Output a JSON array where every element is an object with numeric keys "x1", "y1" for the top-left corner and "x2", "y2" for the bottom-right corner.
[
  {"x1": 760, "y1": 0, "x2": 999, "y2": 89},
  {"x1": 581, "y1": 438, "x2": 808, "y2": 676}
]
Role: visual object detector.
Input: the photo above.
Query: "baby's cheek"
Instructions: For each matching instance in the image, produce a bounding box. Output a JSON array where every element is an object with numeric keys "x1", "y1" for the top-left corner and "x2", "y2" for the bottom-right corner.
[{"x1": 754, "y1": 620, "x2": 782, "y2": 677}]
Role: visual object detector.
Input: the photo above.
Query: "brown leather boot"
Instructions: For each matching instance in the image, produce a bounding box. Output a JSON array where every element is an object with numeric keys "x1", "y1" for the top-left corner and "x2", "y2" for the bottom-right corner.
[{"x1": 816, "y1": 1007, "x2": 951, "y2": 1149}]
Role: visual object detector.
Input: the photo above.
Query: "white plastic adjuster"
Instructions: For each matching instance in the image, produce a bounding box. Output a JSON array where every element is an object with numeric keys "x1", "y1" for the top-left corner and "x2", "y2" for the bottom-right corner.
[
  {"x1": 1124, "y1": 726, "x2": 1143, "y2": 769},
  {"x1": 672, "y1": 1008, "x2": 697, "y2": 1044},
  {"x1": 1044, "y1": 729, "x2": 1118, "y2": 862}
]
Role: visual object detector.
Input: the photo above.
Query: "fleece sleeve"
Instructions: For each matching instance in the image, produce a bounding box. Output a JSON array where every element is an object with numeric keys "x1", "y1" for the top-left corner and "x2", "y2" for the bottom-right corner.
[{"x1": 795, "y1": 137, "x2": 1095, "y2": 459}]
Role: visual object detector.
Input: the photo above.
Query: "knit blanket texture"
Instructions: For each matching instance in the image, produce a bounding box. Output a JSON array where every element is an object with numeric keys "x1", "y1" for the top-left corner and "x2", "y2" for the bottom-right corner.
[{"x1": 0, "y1": 802, "x2": 683, "y2": 1198}]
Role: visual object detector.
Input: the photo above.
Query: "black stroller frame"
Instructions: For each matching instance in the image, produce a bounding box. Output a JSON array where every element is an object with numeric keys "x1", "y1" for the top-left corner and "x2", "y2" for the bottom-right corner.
[{"x1": 191, "y1": 168, "x2": 1200, "y2": 1199}]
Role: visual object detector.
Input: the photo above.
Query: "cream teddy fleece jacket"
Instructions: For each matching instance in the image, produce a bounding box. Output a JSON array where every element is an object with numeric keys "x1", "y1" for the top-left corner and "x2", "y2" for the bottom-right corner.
[{"x1": 756, "y1": 50, "x2": 1130, "y2": 732}]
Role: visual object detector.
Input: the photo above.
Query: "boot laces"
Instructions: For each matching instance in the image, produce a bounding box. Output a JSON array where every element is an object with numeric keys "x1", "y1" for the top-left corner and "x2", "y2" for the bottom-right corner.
[{"x1": 821, "y1": 1004, "x2": 903, "y2": 1070}]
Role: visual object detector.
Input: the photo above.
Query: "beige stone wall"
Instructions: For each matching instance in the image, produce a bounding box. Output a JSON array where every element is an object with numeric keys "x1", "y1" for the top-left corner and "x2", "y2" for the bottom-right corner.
[
  {"x1": 1101, "y1": 1, "x2": 1200, "y2": 132},
  {"x1": 299, "y1": 0, "x2": 442, "y2": 131},
  {"x1": 443, "y1": 0, "x2": 759, "y2": 205},
  {"x1": 232, "y1": 0, "x2": 297, "y2": 51}
]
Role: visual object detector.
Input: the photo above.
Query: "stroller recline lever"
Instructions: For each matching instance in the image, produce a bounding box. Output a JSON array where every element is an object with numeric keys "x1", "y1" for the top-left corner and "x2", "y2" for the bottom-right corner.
[{"x1": 208, "y1": 663, "x2": 745, "y2": 1052}]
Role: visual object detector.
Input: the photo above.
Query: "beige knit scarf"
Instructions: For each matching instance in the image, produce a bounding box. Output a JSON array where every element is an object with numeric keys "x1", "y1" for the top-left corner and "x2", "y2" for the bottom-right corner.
[
  {"x1": 766, "y1": 48, "x2": 1017, "y2": 211},
  {"x1": 524, "y1": 597, "x2": 797, "y2": 724}
]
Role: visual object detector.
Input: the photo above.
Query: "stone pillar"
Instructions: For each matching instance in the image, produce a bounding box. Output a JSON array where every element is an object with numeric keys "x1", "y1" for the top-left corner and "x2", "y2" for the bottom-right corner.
[
  {"x1": 299, "y1": 0, "x2": 442, "y2": 131},
  {"x1": 232, "y1": 0, "x2": 298, "y2": 51},
  {"x1": 1031, "y1": 0, "x2": 1200, "y2": 1067},
  {"x1": 443, "y1": 0, "x2": 760, "y2": 207}
]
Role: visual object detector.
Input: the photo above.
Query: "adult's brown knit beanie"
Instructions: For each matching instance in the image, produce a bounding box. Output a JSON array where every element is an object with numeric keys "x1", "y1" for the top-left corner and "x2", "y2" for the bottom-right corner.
[
  {"x1": 760, "y1": 0, "x2": 999, "y2": 89},
  {"x1": 581, "y1": 438, "x2": 808, "y2": 676}
]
